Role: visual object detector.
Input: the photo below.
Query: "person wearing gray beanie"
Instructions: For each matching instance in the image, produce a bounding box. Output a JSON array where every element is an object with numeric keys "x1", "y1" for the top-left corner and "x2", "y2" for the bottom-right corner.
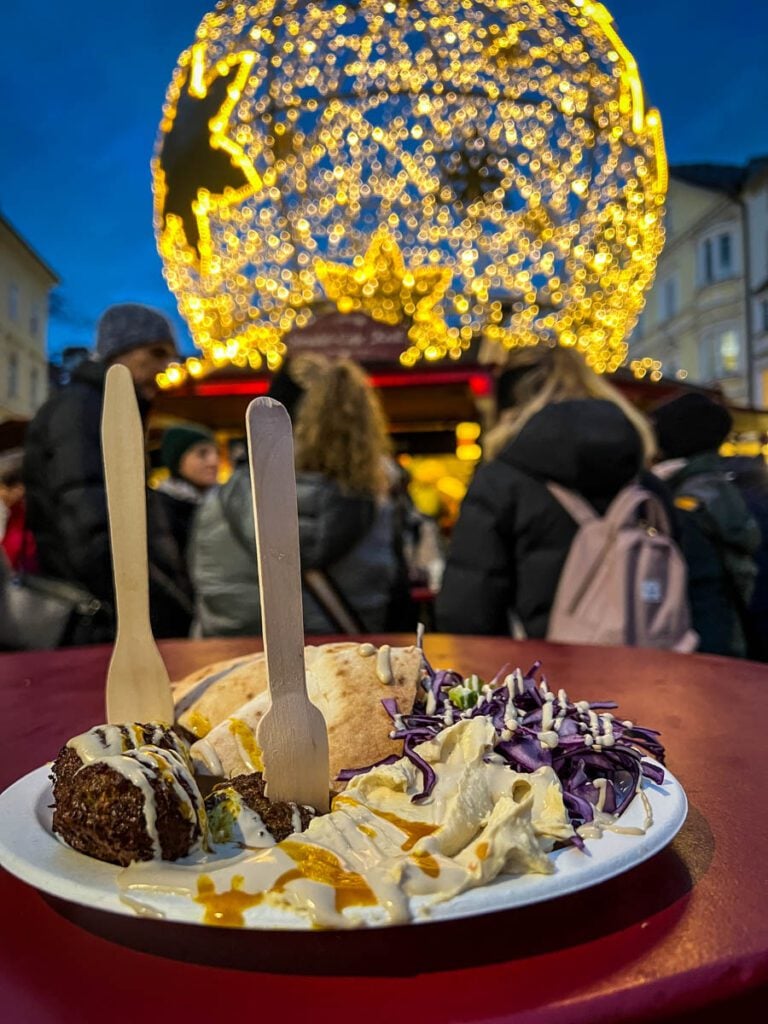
[
  {"x1": 95, "y1": 303, "x2": 178, "y2": 402},
  {"x1": 21, "y1": 301, "x2": 193, "y2": 646}
]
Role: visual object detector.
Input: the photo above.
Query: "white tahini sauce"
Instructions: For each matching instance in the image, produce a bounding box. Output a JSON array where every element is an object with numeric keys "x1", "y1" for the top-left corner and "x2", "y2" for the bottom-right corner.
[
  {"x1": 63, "y1": 728, "x2": 206, "y2": 861},
  {"x1": 376, "y1": 644, "x2": 394, "y2": 685}
]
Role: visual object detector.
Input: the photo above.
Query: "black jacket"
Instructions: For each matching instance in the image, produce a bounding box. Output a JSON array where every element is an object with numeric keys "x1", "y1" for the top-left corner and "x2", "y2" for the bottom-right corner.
[
  {"x1": 436, "y1": 399, "x2": 645, "y2": 637},
  {"x1": 660, "y1": 452, "x2": 760, "y2": 658},
  {"x1": 156, "y1": 477, "x2": 204, "y2": 557},
  {"x1": 724, "y1": 457, "x2": 768, "y2": 660},
  {"x1": 24, "y1": 360, "x2": 193, "y2": 641}
]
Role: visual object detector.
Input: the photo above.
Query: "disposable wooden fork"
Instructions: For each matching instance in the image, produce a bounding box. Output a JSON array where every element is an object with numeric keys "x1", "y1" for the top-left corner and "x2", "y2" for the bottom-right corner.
[
  {"x1": 246, "y1": 397, "x2": 329, "y2": 812},
  {"x1": 102, "y1": 364, "x2": 173, "y2": 725}
]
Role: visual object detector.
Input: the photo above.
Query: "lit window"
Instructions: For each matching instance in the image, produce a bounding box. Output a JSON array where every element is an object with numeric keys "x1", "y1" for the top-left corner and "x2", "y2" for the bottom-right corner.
[
  {"x1": 700, "y1": 326, "x2": 741, "y2": 380},
  {"x1": 720, "y1": 329, "x2": 740, "y2": 373}
]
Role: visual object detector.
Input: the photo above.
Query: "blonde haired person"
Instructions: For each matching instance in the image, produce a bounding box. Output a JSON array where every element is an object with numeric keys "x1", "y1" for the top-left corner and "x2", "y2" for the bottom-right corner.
[
  {"x1": 482, "y1": 346, "x2": 656, "y2": 464},
  {"x1": 293, "y1": 358, "x2": 391, "y2": 496},
  {"x1": 190, "y1": 357, "x2": 404, "y2": 636},
  {"x1": 436, "y1": 345, "x2": 656, "y2": 637}
]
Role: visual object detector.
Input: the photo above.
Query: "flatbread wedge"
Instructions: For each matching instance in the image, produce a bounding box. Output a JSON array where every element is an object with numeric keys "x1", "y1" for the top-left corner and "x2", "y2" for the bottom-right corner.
[
  {"x1": 173, "y1": 653, "x2": 268, "y2": 739},
  {"x1": 189, "y1": 642, "x2": 424, "y2": 792}
]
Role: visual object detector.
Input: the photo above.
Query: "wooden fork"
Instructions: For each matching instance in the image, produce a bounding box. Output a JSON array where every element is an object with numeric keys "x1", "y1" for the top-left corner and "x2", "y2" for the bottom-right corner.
[
  {"x1": 246, "y1": 397, "x2": 329, "y2": 812},
  {"x1": 102, "y1": 364, "x2": 173, "y2": 725}
]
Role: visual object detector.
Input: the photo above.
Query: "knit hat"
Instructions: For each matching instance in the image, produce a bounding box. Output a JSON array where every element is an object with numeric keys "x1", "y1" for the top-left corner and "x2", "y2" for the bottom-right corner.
[
  {"x1": 650, "y1": 393, "x2": 733, "y2": 459},
  {"x1": 161, "y1": 425, "x2": 214, "y2": 477},
  {"x1": 96, "y1": 303, "x2": 178, "y2": 361}
]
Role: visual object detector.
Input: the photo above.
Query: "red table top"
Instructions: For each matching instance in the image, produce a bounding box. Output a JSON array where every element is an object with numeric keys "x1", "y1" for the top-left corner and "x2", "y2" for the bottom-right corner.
[{"x1": 1, "y1": 635, "x2": 768, "y2": 1024}]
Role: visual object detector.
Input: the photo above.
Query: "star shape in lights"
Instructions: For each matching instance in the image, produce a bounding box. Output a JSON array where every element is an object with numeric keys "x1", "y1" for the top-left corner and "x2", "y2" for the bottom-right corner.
[
  {"x1": 152, "y1": 0, "x2": 668, "y2": 374},
  {"x1": 314, "y1": 229, "x2": 452, "y2": 329},
  {"x1": 157, "y1": 42, "x2": 261, "y2": 265}
]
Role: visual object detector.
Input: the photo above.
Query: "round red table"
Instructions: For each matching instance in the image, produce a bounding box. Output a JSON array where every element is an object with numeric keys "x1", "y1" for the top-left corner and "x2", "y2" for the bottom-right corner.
[{"x1": 1, "y1": 635, "x2": 767, "y2": 1023}]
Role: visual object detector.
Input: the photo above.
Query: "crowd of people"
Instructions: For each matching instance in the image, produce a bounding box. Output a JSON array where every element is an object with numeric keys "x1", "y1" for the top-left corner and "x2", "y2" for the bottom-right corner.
[{"x1": 1, "y1": 300, "x2": 766, "y2": 661}]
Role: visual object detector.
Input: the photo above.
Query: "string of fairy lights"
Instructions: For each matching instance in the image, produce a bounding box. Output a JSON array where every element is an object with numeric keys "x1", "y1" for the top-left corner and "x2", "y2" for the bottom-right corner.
[{"x1": 152, "y1": 0, "x2": 668, "y2": 389}]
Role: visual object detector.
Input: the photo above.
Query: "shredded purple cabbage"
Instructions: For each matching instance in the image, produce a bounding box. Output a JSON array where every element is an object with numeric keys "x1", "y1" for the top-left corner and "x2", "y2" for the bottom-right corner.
[{"x1": 336, "y1": 659, "x2": 666, "y2": 835}]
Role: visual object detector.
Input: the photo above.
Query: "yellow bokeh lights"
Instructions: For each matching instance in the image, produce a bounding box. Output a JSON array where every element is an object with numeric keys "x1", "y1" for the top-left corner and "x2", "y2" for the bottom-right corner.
[
  {"x1": 316, "y1": 228, "x2": 453, "y2": 361},
  {"x1": 153, "y1": 0, "x2": 667, "y2": 384},
  {"x1": 630, "y1": 356, "x2": 663, "y2": 383}
]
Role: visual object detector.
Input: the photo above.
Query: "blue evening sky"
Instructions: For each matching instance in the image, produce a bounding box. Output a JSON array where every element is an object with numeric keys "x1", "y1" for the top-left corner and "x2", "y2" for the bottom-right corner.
[{"x1": 0, "y1": 0, "x2": 766, "y2": 360}]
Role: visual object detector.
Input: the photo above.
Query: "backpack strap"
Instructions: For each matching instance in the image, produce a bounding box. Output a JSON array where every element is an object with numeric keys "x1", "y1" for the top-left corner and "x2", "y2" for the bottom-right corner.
[
  {"x1": 549, "y1": 481, "x2": 673, "y2": 535},
  {"x1": 546, "y1": 482, "x2": 598, "y2": 525},
  {"x1": 604, "y1": 485, "x2": 672, "y2": 536},
  {"x1": 302, "y1": 568, "x2": 367, "y2": 634},
  {"x1": 218, "y1": 486, "x2": 368, "y2": 634}
]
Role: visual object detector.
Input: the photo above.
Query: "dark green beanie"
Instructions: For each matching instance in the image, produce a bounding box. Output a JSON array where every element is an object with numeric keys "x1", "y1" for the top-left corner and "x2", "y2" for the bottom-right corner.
[{"x1": 161, "y1": 425, "x2": 214, "y2": 477}]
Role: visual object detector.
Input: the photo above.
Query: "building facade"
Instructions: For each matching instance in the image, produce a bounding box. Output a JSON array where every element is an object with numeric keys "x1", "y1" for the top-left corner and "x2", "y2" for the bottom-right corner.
[
  {"x1": 628, "y1": 159, "x2": 768, "y2": 407},
  {"x1": 744, "y1": 163, "x2": 768, "y2": 407},
  {"x1": 0, "y1": 214, "x2": 59, "y2": 422}
]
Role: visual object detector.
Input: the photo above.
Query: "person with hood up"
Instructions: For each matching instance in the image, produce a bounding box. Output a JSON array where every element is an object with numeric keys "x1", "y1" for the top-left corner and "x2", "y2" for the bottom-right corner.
[
  {"x1": 156, "y1": 423, "x2": 219, "y2": 556},
  {"x1": 651, "y1": 393, "x2": 760, "y2": 658},
  {"x1": 23, "y1": 303, "x2": 194, "y2": 643},
  {"x1": 436, "y1": 345, "x2": 656, "y2": 638}
]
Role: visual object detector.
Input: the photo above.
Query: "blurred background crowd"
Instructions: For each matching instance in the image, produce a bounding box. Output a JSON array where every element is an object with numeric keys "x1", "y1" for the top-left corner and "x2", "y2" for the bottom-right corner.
[
  {"x1": 2, "y1": 300, "x2": 766, "y2": 662},
  {"x1": 1, "y1": 1, "x2": 767, "y2": 663}
]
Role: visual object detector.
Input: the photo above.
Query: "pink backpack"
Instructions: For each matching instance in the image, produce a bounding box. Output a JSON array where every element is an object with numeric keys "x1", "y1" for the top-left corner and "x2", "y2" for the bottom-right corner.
[{"x1": 546, "y1": 482, "x2": 698, "y2": 651}]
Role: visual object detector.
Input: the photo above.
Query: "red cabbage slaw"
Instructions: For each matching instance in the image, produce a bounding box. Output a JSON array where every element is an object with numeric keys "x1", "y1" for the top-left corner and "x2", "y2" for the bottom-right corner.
[{"x1": 337, "y1": 658, "x2": 665, "y2": 838}]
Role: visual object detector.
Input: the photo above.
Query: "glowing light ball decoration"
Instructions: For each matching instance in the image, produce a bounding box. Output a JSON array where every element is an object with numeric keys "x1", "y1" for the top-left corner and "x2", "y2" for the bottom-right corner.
[{"x1": 153, "y1": 0, "x2": 667, "y2": 381}]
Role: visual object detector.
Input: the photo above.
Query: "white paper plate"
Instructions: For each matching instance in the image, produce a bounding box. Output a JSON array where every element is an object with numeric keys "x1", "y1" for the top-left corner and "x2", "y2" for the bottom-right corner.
[{"x1": 0, "y1": 763, "x2": 687, "y2": 931}]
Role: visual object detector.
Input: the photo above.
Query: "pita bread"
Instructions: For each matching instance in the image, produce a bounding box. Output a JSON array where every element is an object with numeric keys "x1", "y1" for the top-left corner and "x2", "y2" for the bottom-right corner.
[
  {"x1": 173, "y1": 654, "x2": 269, "y2": 739},
  {"x1": 189, "y1": 641, "x2": 424, "y2": 793}
]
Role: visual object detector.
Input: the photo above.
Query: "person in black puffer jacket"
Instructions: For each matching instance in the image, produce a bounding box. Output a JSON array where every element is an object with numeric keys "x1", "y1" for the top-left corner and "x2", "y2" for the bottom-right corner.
[
  {"x1": 23, "y1": 303, "x2": 194, "y2": 643},
  {"x1": 436, "y1": 346, "x2": 656, "y2": 638},
  {"x1": 650, "y1": 394, "x2": 760, "y2": 658},
  {"x1": 723, "y1": 456, "x2": 768, "y2": 661}
]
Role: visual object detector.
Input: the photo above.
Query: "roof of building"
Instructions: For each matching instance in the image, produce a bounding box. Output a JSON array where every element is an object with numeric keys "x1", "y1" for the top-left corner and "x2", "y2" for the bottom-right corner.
[
  {"x1": 0, "y1": 210, "x2": 59, "y2": 285},
  {"x1": 671, "y1": 163, "x2": 747, "y2": 196},
  {"x1": 745, "y1": 155, "x2": 768, "y2": 186},
  {"x1": 671, "y1": 156, "x2": 768, "y2": 197}
]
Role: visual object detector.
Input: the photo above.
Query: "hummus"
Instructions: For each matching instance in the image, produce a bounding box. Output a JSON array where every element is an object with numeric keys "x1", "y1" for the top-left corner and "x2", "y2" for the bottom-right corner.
[{"x1": 119, "y1": 717, "x2": 573, "y2": 928}]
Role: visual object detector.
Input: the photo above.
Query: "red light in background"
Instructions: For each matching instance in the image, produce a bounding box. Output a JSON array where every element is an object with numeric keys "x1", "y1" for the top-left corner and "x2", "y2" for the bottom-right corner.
[
  {"x1": 194, "y1": 380, "x2": 270, "y2": 397},
  {"x1": 188, "y1": 368, "x2": 493, "y2": 398},
  {"x1": 469, "y1": 373, "x2": 493, "y2": 397},
  {"x1": 369, "y1": 370, "x2": 490, "y2": 389}
]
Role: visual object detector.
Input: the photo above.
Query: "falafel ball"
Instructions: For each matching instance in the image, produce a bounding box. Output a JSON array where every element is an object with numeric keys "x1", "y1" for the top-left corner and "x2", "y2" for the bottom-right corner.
[
  {"x1": 206, "y1": 773, "x2": 318, "y2": 846},
  {"x1": 51, "y1": 723, "x2": 207, "y2": 867}
]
